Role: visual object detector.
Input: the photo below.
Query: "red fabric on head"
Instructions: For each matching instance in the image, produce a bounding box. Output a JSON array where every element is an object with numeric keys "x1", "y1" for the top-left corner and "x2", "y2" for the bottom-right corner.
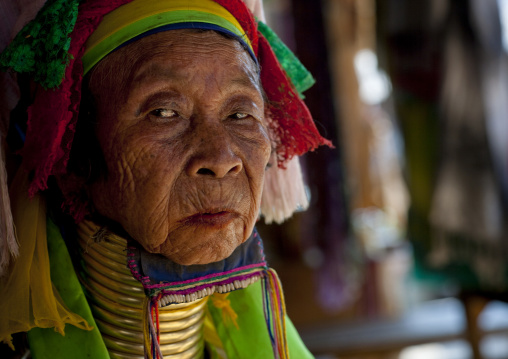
[
  {"x1": 22, "y1": 0, "x2": 133, "y2": 197},
  {"x1": 21, "y1": 0, "x2": 331, "y2": 202},
  {"x1": 212, "y1": 0, "x2": 259, "y2": 54},
  {"x1": 257, "y1": 35, "x2": 332, "y2": 164},
  {"x1": 212, "y1": 0, "x2": 332, "y2": 164}
]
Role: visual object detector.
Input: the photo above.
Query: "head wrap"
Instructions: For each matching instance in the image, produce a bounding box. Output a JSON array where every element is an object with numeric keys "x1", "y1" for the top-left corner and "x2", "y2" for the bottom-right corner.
[
  {"x1": 82, "y1": 0, "x2": 256, "y2": 73},
  {"x1": 0, "y1": 0, "x2": 331, "y2": 199}
]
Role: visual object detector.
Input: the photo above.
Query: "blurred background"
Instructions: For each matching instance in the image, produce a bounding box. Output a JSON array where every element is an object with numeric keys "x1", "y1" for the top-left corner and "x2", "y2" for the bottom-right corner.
[{"x1": 256, "y1": 0, "x2": 508, "y2": 358}]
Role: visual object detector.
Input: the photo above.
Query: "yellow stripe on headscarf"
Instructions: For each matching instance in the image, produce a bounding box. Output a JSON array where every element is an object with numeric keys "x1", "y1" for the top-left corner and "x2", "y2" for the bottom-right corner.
[{"x1": 83, "y1": 0, "x2": 253, "y2": 74}]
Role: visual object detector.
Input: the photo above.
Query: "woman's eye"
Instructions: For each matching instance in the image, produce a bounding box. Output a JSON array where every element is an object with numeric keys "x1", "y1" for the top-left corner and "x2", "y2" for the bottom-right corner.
[
  {"x1": 150, "y1": 108, "x2": 177, "y2": 118},
  {"x1": 230, "y1": 112, "x2": 249, "y2": 119}
]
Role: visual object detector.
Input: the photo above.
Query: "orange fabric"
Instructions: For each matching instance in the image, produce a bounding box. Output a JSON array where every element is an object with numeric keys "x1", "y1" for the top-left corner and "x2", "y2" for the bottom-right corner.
[{"x1": 210, "y1": 293, "x2": 239, "y2": 329}]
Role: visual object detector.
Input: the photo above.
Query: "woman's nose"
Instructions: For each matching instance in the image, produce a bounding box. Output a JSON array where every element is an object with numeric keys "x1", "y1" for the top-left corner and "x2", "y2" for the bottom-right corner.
[{"x1": 186, "y1": 125, "x2": 243, "y2": 178}]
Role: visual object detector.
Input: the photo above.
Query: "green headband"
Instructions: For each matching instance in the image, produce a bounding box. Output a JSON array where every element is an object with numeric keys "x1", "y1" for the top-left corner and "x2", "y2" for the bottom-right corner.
[{"x1": 82, "y1": 0, "x2": 255, "y2": 74}]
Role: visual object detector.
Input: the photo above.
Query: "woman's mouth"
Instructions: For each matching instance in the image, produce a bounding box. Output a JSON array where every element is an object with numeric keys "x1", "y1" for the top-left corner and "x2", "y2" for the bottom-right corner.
[{"x1": 182, "y1": 210, "x2": 237, "y2": 228}]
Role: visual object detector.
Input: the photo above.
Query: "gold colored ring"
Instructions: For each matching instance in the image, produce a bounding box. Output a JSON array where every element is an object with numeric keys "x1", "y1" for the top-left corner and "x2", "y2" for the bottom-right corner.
[
  {"x1": 107, "y1": 341, "x2": 204, "y2": 359},
  {"x1": 91, "y1": 303, "x2": 205, "y2": 332},
  {"x1": 85, "y1": 275, "x2": 144, "y2": 308},
  {"x1": 102, "y1": 332, "x2": 202, "y2": 356},
  {"x1": 97, "y1": 318, "x2": 204, "y2": 344},
  {"x1": 82, "y1": 251, "x2": 139, "y2": 284},
  {"x1": 79, "y1": 241, "x2": 131, "y2": 273},
  {"x1": 96, "y1": 319, "x2": 144, "y2": 342},
  {"x1": 90, "y1": 304, "x2": 142, "y2": 331},
  {"x1": 107, "y1": 349, "x2": 144, "y2": 359},
  {"x1": 159, "y1": 332, "x2": 203, "y2": 356},
  {"x1": 81, "y1": 280, "x2": 144, "y2": 319},
  {"x1": 107, "y1": 349, "x2": 143, "y2": 359},
  {"x1": 158, "y1": 311, "x2": 204, "y2": 332},
  {"x1": 84, "y1": 264, "x2": 145, "y2": 297},
  {"x1": 79, "y1": 237, "x2": 128, "y2": 265},
  {"x1": 159, "y1": 299, "x2": 208, "y2": 321},
  {"x1": 158, "y1": 320, "x2": 205, "y2": 344},
  {"x1": 78, "y1": 220, "x2": 206, "y2": 358},
  {"x1": 84, "y1": 279, "x2": 208, "y2": 322},
  {"x1": 102, "y1": 334, "x2": 144, "y2": 355}
]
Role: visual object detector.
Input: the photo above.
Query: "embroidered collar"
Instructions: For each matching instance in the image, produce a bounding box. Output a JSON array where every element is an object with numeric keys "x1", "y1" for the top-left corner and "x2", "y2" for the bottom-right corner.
[{"x1": 127, "y1": 228, "x2": 267, "y2": 305}]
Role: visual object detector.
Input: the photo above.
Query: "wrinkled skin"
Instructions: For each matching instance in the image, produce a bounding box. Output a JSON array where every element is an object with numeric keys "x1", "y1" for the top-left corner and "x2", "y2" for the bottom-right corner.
[{"x1": 86, "y1": 30, "x2": 271, "y2": 265}]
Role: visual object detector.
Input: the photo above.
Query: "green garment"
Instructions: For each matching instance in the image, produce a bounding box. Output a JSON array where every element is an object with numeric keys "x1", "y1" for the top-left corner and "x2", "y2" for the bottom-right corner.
[
  {"x1": 207, "y1": 280, "x2": 314, "y2": 359},
  {"x1": 28, "y1": 218, "x2": 313, "y2": 359},
  {"x1": 28, "y1": 218, "x2": 109, "y2": 359}
]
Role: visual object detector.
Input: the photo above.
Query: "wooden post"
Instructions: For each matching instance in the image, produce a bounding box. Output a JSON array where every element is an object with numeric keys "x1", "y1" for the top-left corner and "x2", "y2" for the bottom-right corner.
[{"x1": 461, "y1": 293, "x2": 488, "y2": 359}]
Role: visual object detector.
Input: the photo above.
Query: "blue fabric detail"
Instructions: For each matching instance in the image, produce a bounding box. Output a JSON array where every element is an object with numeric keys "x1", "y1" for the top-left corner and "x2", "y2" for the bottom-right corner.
[
  {"x1": 135, "y1": 228, "x2": 266, "y2": 284},
  {"x1": 15, "y1": 123, "x2": 26, "y2": 142}
]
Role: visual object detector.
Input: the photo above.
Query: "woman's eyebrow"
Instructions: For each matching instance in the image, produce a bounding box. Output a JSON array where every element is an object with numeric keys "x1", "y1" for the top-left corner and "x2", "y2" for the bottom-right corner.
[
  {"x1": 230, "y1": 65, "x2": 262, "y2": 86},
  {"x1": 224, "y1": 72, "x2": 264, "y2": 99},
  {"x1": 132, "y1": 64, "x2": 183, "y2": 84},
  {"x1": 230, "y1": 70, "x2": 256, "y2": 84}
]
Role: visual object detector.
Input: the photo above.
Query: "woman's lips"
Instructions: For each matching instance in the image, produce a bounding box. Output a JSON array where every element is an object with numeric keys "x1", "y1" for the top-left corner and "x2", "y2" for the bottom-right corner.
[{"x1": 181, "y1": 210, "x2": 237, "y2": 228}]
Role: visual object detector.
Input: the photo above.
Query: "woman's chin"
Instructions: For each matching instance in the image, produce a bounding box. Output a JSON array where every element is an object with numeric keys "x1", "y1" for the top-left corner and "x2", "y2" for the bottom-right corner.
[{"x1": 155, "y1": 223, "x2": 247, "y2": 265}]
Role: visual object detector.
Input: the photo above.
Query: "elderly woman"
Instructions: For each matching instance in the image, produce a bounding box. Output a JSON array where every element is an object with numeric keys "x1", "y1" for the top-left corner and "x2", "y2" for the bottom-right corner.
[{"x1": 0, "y1": 0, "x2": 330, "y2": 358}]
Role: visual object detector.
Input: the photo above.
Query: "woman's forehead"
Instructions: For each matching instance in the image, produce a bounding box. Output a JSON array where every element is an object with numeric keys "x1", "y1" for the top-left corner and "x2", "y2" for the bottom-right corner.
[
  {"x1": 89, "y1": 30, "x2": 263, "y2": 108},
  {"x1": 90, "y1": 30, "x2": 260, "y2": 93},
  {"x1": 134, "y1": 31, "x2": 255, "y2": 72}
]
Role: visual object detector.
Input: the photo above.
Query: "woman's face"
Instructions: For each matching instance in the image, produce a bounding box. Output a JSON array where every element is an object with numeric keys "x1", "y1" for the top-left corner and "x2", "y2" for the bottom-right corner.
[{"x1": 87, "y1": 30, "x2": 271, "y2": 265}]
